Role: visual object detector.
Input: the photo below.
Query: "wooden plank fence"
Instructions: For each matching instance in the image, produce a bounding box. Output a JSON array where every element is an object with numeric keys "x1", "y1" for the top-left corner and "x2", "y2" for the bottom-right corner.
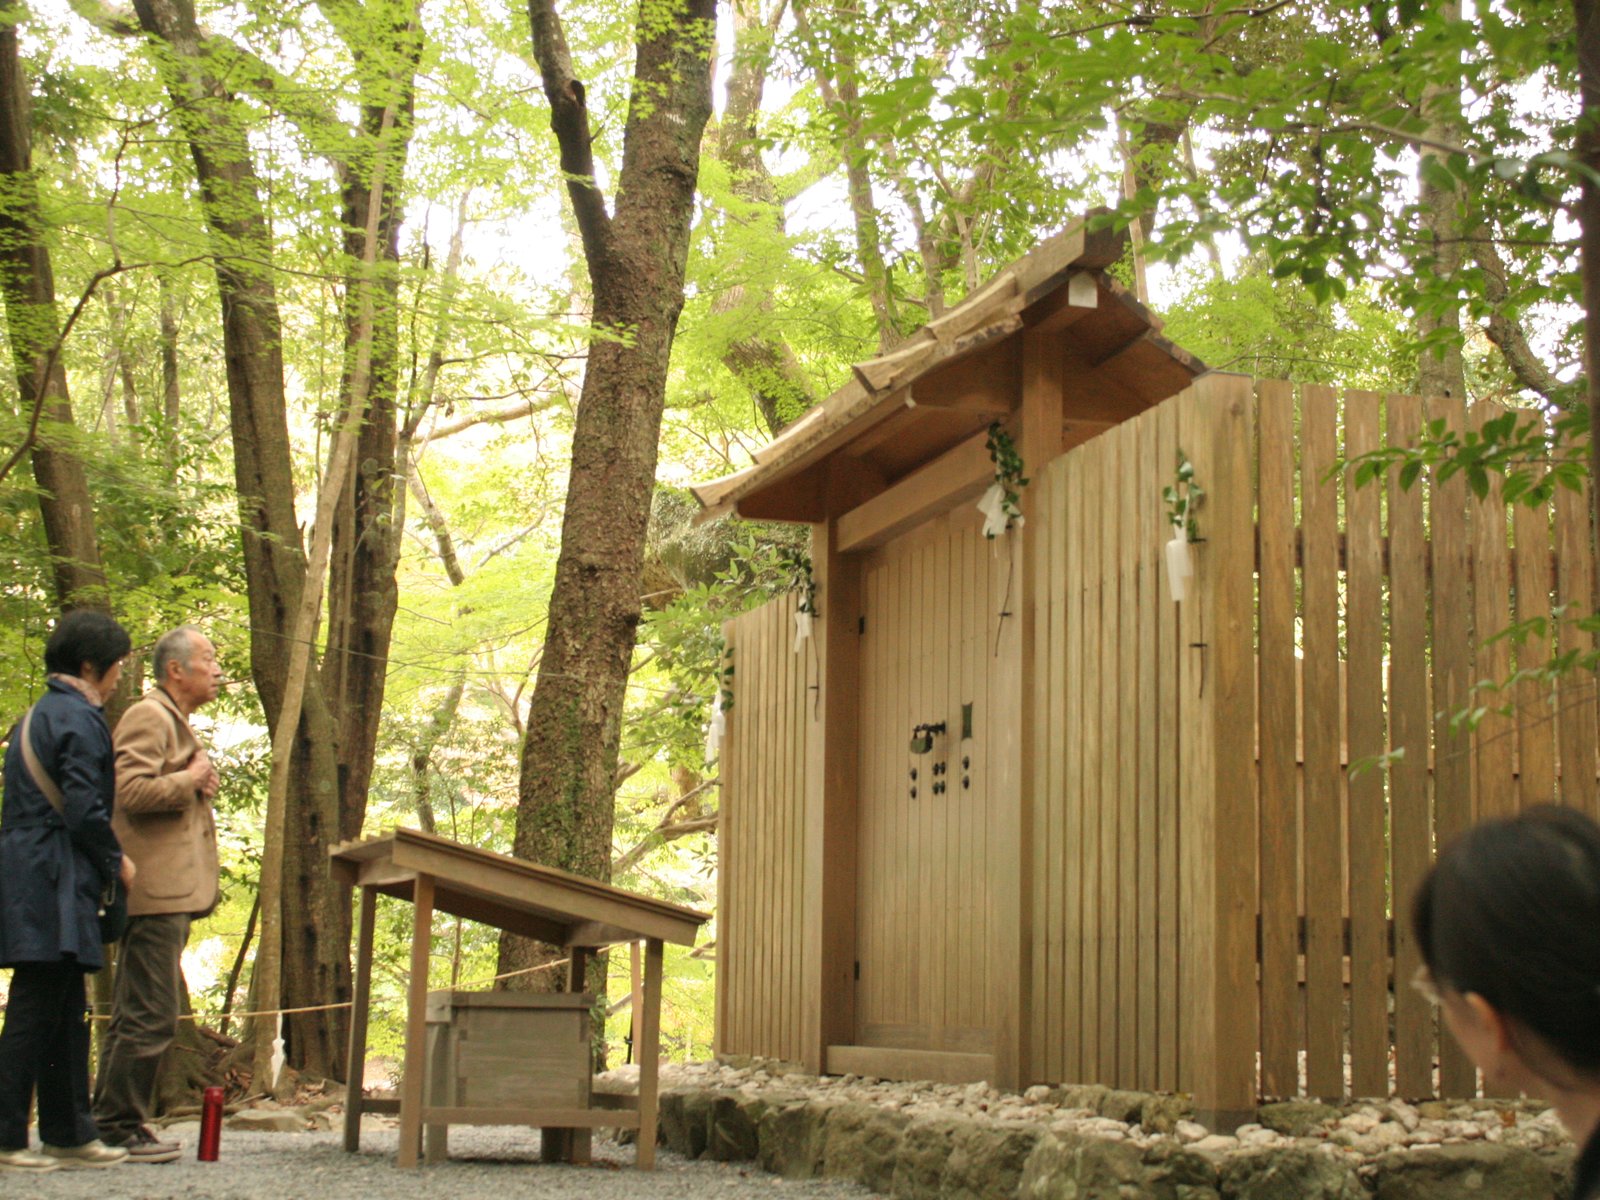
[
  {"x1": 718, "y1": 373, "x2": 1600, "y2": 1108},
  {"x1": 717, "y1": 593, "x2": 811, "y2": 1063}
]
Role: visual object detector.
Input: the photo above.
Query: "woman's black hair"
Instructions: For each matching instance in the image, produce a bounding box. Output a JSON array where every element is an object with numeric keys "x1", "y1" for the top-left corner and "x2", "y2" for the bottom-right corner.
[
  {"x1": 1412, "y1": 804, "x2": 1600, "y2": 1076},
  {"x1": 43, "y1": 609, "x2": 132, "y2": 678}
]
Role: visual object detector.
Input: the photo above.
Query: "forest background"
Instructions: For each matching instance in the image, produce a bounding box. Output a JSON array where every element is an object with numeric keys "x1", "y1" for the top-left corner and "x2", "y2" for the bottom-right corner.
[{"x1": 0, "y1": 0, "x2": 1588, "y2": 1100}]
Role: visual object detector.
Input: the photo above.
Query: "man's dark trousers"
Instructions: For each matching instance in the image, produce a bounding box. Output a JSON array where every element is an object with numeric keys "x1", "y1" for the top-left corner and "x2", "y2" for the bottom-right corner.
[{"x1": 92, "y1": 913, "x2": 189, "y2": 1142}]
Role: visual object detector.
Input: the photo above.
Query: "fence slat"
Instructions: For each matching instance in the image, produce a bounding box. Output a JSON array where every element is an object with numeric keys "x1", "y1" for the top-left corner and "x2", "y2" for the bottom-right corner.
[
  {"x1": 1471, "y1": 400, "x2": 1517, "y2": 821},
  {"x1": 1062, "y1": 448, "x2": 1085, "y2": 1083},
  {"x1": 1136, "y1": 411, "x2": 1160, "y2": 1091},
  {"x1": 1046, "y1": 465, "x2": 1069, "y2": 1080},
  {"x1": 1555, "y1": 463, "x2": 1598, "y2": 818},
  {"x1": 1389, "y1": 392, "x2": 1435, "y2": 1098},
  {"x1": 1080, "y1": 441, "x2": 1103, "y2": 1080},
  {"x1": 1301, "y1": 383, "x2": 1344, "y2": 1099},
  {"x1": 1514, "y1": 492, "x2": 1557, "y2": 806},
  {"x1": 1256, "y1": 379, "x2": 1299, "y2": 1097},
  {"x1": 1426, "y1": 394, "x2": 1478, "y2": 1099},
  {"x1": 1098, "y1": 430, "x2": 1122, "y2": 1080},
  {"x1": 1156, "y1": 397, "x2": 1181, "y2": 1091},
  {"x1": 1344, "y1": 389, "x2": 1388, "y2": 1099},
  {"x1": 1117, "y1": 422, "x2": 1140, "y2": 1086}
]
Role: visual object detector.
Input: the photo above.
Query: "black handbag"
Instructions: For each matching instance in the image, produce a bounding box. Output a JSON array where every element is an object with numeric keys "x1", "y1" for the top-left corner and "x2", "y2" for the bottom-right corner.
[{"x1": 19, "y1": 706, "x2": 128, "y2": 944}]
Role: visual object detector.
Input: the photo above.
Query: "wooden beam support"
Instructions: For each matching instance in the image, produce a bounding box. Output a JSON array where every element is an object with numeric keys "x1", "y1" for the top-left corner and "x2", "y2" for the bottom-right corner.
[
  {"x1": 990, "y1": 328, "x2": 1067, "y2": 1091},
  {"x1": 800, "y1": 462, "x2": 868, "y2": 1072},
  {"x1": 836, "y1": 430, "x2": 994, "y2": 553}
]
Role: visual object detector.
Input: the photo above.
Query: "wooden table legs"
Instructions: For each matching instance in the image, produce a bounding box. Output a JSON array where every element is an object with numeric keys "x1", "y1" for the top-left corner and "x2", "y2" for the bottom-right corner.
[
  {"x1": 342, "y1": 886, "x2": 377, "y2": 1153},
  {"x1": 396, "y1": 876, "x2": 435, "y2": 1168},
  {"x1": 636, "y1": 938, "x2": 663, "y2": 1170}
]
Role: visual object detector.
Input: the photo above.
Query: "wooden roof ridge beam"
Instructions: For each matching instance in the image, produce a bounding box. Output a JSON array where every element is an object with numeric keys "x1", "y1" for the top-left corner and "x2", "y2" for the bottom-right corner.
[{"x1": 835, "y1": 428, "x2": 995, "y2": 553}]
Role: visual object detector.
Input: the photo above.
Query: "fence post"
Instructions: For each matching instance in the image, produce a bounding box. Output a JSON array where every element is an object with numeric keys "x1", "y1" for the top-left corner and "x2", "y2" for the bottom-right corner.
[{"x1": 1181, "y1": 372, "x2": 1259, "y2": 1127}]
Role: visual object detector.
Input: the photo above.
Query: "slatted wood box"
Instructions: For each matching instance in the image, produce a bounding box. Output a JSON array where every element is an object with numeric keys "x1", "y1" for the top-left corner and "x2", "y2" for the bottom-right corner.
[{"x1": 424, "y1": 990, "x2": 592, "y2": 1109}]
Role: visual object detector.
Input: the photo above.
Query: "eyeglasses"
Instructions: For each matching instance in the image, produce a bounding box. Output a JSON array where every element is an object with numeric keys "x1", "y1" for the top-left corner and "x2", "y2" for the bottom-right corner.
[{"x1": 1410, "y1": 965, "x2": 1443, "y2": 1007}]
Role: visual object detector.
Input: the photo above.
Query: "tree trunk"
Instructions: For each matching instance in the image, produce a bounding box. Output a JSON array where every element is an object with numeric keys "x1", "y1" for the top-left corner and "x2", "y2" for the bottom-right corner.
[
  {"x1": 1415, "y1": 0, "x2": 1467, "y2": 401},
  {"x1": 1575, "y1": 0, "x2": 1600, "y2": 550},
  {"x1": 130, "y1": 0, "x2": 350, "y2": 1079},
  {"x1": 323, "y1": 0, "x2": 420, "y2": 847},
  {"x1": 0, "y1": 0, "x2": 110, "y2": 612},
  {"x1": 498, "y1": 0, "x2": 715, "y2": 1002},
  {"x1": 713, "y1": 0, "x2": 814, "y2": 435}
]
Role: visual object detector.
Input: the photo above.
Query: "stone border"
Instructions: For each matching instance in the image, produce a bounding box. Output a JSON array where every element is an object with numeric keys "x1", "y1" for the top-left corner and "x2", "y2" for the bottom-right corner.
[{"x1": 634, "y1": 1064, "x2": 1577, "y2": 1199}]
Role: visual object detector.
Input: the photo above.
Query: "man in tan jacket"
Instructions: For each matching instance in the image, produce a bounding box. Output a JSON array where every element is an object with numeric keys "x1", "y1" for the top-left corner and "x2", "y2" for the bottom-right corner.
[{"x1": 93, "y1": 627, "x2": 222, "y2": 1163}]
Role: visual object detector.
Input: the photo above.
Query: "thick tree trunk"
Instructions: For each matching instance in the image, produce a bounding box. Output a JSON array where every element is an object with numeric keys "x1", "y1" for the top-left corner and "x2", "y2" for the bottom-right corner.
[
  {"x1": 1576, "y1": 0, "x2": 1600, "y2": 547},
  {"x1": 498, "y1": 0, "x2": 715, "y2": 997},
  {"x1": 713, "y1": 0, "x2": 813, "y2": 435},
  {"x1": 0, "y1": 1, "x2": 109, "y2": 611},
  {"x1": 324, "y1": 0, "x2": 419, "y2": 847},
  {"x1": 1415, "y1": 0, "x2": 1467, "y2": 400},
  {"x1": 130, "y1": 0, "x2": 350, "y2": 1079}
]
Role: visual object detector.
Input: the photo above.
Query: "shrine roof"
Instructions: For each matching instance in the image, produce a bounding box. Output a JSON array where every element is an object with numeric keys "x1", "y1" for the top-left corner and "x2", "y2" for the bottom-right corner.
[{"x1": 691, "y1": 211, "x2": 1207, "y2": 525}]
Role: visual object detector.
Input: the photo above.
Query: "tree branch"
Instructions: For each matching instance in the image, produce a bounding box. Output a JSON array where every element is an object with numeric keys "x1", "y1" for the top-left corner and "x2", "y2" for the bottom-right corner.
[
  {"x1": 527, "y1": 0, "x2": 612, "y2": 268},
  {"x1": 1471, "y1": 234, "x2": 1567, "y2": 402}
]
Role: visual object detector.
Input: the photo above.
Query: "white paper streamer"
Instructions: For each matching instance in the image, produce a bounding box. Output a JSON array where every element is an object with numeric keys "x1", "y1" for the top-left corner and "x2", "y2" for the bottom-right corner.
[
  {"x1": 271, "y1": 1011, "x2": 286, "y2": 1090},
  {"x1": 793, "y1": 610, "x2": 813, "y2": 653},
  {"x1": 977, "y1": 481, "x2": 1015, "y2": 539},
  {"x1": 1165, "y1": 533, "x2": 1193, "y2": 602},
  {"x1": 705, "y1": 704, "x2": 726, "y2": 762}
]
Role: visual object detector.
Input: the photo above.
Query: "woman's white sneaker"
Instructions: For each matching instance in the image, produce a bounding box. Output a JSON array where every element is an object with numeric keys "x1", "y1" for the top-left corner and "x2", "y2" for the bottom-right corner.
[
  {"x1": 0, "y1": 1146, "x2": 60, "y2": 1172},
  {"x1": 42, "y1": 1139, "x2": 129, "y2": 1168}
]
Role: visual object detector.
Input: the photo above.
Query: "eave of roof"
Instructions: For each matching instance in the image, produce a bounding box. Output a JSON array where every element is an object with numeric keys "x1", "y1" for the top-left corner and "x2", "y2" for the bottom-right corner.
[{"x1": 692, "y1": 212, "x2": 1207, "y2": 523}]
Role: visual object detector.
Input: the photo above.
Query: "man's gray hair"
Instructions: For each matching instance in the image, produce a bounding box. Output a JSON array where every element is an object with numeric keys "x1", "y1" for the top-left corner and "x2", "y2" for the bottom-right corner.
[{"x1": 153, "y1": 626, "x2": 204, "y2": 683}]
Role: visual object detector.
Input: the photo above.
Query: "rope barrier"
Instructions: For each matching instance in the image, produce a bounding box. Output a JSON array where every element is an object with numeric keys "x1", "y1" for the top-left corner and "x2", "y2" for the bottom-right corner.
[{"x1": 75, "y1": 957, "x2": 573, "y2": 1024}]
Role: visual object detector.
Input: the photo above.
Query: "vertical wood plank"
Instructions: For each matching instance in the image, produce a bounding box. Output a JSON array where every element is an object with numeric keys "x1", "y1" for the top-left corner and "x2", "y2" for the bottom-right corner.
[
  {"x1": 1136, "y1": 410, "x2": 1160, "y2": 1091},
  {"x1": 1156, "y1": 396, "x2": 1181, "y2": 1092},
  {"x1": 1099, "y1": 430, "x2": 1121, "y2": 1079},
  {"x1": 1514, "y1": 492, "x2": 1557, "y2": 806},
  {"x1": 1555, "y1": 466, "x2": 1598, "y2": 817},
  {"x1": 755, "y1": 599, "x2": 774, "y2": 1056},
  {"x1": 1117, "y1": 421, "x2": 1140, "y2": 1086},
  {"x1": 1427, "y1": 393, "x2": 1477, "y2": 1099},
  {"x1": 1080, "y1": 439, "x2": 1103, "y2": 1081},
  {"x1": 1388, "y1": 392, "x2": 1435, "y2": 1098},
  {"x1": 1471, "y1": 400, "x2": 1516, "y2": 820},
  {"x1": 1176, "y1": 386, "x2": 1203, "y2": 1101},
  {"x1": 1032, "y1": 466, "x2": 1057, "y2": 1076},
  {"x1": 1204, "y1": 374, "x2": 1260, "y2": 1122},
  {"x1": 779, "y1": 593, "x2": 797, "y2": 1058},
  {"x1": 1300, "y1": 383, "x2": 1344, "y2": 1099},
  {"x1": 1062, "y1": 448, "x2": 1085, "y2": 1083},
  {"x1": 1256, "y1": 379, "x2": 1300, "y2": 1098},
  {"x1": 1344, "y1": 390, "x2": 1389, "y2": 1099}
]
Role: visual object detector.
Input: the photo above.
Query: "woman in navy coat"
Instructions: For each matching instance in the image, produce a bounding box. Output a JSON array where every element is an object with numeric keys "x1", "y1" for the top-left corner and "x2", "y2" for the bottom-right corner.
[{"x1": 0, "y1": 611, "x2": 134, "y2": 1173}]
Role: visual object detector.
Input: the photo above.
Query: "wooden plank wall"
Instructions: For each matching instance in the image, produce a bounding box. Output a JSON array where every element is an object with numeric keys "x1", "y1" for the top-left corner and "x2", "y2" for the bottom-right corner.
[
  {"x1": 1031, "y1": 392, "x2": 1191, "y2": 1093},
  {"x1": 717, "y1": 593, "x2": 813, "y2": 1063},
  {"x1": 853, "y1": 510, "x2": 995, "y2": 1055},
  {"x1": 1252, "y1": 386, "x2": 1600, "y2": 1101}
]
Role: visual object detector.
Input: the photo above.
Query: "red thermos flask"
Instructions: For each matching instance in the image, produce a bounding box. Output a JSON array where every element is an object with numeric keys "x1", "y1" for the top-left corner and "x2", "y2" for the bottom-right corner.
[{"x1": 198, "y1": 1086, "x2": 224, "y2": 1161}]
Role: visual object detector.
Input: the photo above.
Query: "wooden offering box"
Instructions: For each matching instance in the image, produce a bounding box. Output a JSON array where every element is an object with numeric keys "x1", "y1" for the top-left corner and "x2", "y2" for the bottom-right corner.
[{"x1": 426, "y1": 990, "x2": 592, "y2": 1111}]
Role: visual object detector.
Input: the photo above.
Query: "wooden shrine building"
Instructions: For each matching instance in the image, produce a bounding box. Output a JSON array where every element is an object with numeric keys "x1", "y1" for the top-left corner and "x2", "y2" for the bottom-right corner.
[{"x1": 694, "y1": 214, "x2": 1600, "y2": 1123}]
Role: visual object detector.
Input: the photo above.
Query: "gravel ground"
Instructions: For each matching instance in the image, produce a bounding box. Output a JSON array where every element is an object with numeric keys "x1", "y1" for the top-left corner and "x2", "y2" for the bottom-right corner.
[{"x1": 22, "y1": 1122, "x2": 872, "y2": 1200}]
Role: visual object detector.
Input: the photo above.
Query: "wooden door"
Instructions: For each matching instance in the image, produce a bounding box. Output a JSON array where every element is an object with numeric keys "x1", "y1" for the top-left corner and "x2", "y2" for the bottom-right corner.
[{"x1": 853, "y1": 510, "x2": 996, "y2": 1054}]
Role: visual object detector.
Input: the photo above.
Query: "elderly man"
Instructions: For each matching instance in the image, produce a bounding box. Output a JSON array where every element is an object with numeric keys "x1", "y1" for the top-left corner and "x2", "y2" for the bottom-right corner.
[{"x1": 92, "y1": 627, "x2": 222, "y2": 1163}]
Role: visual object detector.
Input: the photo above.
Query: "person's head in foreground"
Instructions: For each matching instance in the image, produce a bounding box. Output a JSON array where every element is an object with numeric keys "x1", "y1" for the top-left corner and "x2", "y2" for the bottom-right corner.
[{"x1": 1413, "y1": 804, "x2": 1600, "y2": 1195}]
